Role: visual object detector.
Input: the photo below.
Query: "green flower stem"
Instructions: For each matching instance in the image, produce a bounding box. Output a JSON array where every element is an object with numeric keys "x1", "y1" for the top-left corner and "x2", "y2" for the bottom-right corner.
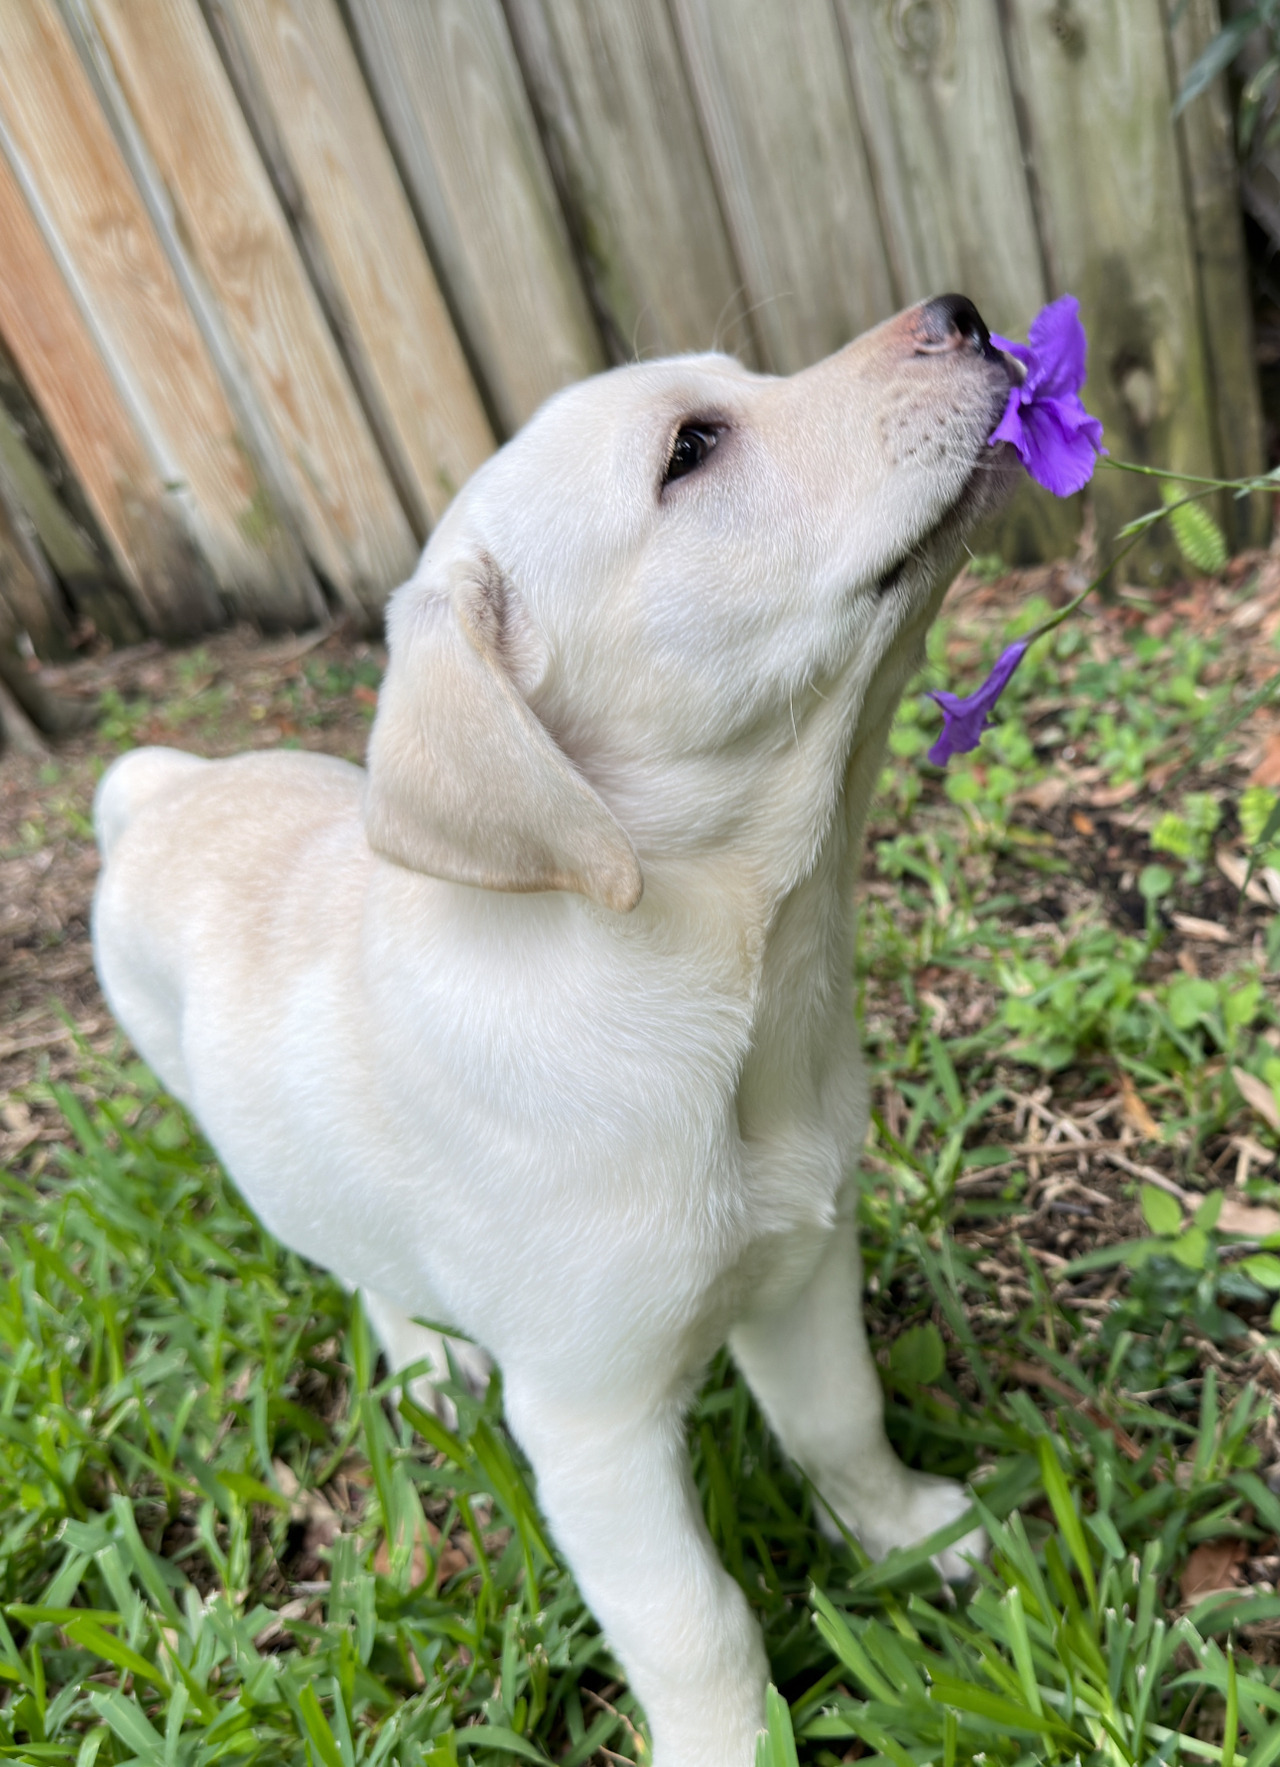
[
  {"x1": 1000, "y1": 459, "x2": 1279, "y2": 659},
  {"x1": 1010, "y1": 525, "x2": 1144, "y2": 651},
  {"x1": 1101, "y1": 456, "x2": 1280, "y2": 495}
]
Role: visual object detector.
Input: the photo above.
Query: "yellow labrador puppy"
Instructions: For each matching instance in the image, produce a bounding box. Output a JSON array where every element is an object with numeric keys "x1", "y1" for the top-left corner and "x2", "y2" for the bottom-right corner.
[{"x1": 94, "y1": 294, "x2": 1017, "y2": 1765}]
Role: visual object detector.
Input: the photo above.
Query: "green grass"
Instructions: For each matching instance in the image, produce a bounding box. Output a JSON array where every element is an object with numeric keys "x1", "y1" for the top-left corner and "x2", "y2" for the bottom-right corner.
[{"x1": 7, "y1": 573, "x2": 1280, "y2": 1763}]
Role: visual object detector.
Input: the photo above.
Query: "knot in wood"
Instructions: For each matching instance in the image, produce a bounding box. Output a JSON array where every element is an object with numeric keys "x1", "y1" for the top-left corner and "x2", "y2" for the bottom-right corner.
[{"x1": 888, "y1": 0, "x2": 956, "y2": 81}]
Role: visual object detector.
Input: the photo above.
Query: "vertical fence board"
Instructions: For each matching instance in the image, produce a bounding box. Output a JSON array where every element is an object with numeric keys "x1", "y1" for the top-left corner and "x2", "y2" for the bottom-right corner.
[
  {"x1": 504, "y1": 0, "x2": 753, "y2": 364},
  {"x1": 0, "y1": 144, "x2": 214, "y2": 638},
  {"x1": 0, "y1": 0, "x2": 1264, "y2": 652},
  {"x1": 89, "y1": 0, "x2": 417, "y2": 623},
  {"x1": 346, "y1": 0, "x2": 602, "y2": 434},
  {"x1": 1003, "y1": 0, "x2": 1220, "y2": 578},
  {"x1": 210, "y1": 0, "x2": 494, "y2": 530},
  {"x1": 0, "y1": 0, "x2": 321, "y2": 632},
  {"x1": 670, "y1": 0, "x2": 894, "y2": 373},
  {"x1": 1166, "y1": 0, "x2": 1267, "y2": 545},
  {"x1": 833, "y1": 0, "x2": 1047, "y2": 333},
  {"x1": 833, "y1": 0, "x2": 1078, "y2": 563}
]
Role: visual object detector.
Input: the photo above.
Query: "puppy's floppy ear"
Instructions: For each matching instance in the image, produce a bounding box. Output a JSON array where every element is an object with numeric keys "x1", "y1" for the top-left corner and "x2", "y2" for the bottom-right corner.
[{"x1": 363, "y1": 551, "x2": 643, "y2": 912}]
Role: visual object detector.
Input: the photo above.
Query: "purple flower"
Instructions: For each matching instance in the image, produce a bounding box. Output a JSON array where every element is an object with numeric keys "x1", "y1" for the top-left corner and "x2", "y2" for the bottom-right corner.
[
  {"x1": 990, "y1": 296, "x2": 1105, "y2": 496},
  {"x1": 927, "y1": 641, "x2": 1027, "y2": 765}
]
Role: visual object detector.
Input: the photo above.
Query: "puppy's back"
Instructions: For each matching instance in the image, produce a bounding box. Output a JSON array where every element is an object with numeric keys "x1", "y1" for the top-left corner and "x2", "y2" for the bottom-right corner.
[
  {"x1": 93, "y1": 746, "x2": 369, "y2": 1105},
  {"x1": 94, "y1": 746, "x2": 210, "y2": 861}
]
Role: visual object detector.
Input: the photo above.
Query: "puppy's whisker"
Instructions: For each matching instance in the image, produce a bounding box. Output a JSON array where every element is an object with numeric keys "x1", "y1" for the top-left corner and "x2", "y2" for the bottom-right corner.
[
  {"x1": 710, "y1": 282, "x2": 756, "y2": 358},
  {"x1": 628, "y1": 299, "x2": 660, "y2": 364},
  {"x1": 713, "y1": 285, "x2": 792, "y2": 357}
]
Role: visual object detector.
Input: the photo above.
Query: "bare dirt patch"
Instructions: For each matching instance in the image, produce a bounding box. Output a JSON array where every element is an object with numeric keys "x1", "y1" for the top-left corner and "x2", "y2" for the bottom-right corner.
[{"x1": 0, "y1": 624, "x2": 383, "y2": 1161}]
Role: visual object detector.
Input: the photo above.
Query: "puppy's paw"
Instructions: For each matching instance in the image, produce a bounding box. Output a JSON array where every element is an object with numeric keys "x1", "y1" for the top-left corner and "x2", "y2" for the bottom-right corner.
[{"x1": 830, "y1": 1470, "x2": 985, "y2": 1583}]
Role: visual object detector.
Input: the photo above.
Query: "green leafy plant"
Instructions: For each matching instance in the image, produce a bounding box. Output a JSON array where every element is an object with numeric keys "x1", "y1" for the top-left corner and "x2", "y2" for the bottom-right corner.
[
  {"x1": 1176, "y1": 0, "x2": 1280, "y2": 155},
  {"x1": 1162, "y1": 480, "x2": 1229, "y2": 575},
  {"x1": 1151, "y1": 792, "x2": 1223, "y2": 874}
]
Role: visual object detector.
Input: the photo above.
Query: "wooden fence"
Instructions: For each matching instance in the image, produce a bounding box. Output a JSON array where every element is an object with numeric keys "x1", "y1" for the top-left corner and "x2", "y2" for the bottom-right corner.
[{"x1": 0, "y1": 0, "x2": 1266, "y2": 657}]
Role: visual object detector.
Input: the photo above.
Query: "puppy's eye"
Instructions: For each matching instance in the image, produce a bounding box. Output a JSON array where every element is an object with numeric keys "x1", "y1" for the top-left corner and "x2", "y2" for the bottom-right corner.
[{"x1": 663, "y1": 424, "x2": 720, "y2": 485}]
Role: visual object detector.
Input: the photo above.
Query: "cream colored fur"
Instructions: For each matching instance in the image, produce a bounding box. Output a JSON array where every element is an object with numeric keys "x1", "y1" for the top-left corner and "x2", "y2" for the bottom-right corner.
[{"x1": 93, "y1": 302, "x2": 1017, "y2": 1765}]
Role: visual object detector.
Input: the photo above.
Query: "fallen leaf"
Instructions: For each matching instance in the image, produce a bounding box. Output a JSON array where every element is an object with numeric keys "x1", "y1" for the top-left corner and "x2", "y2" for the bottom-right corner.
[
  {"x1": 1018, "y1": 775, "x2": 1069, "y2": 809},
  {"x1": 1217, "y1": 1194, "x2": 1280, "y2": 1237},
  {"x1": 920, "y1": 989, "x2": 951, "y2": 1031},
  {"x1": 1087, "y1": 779, "x2": 1143, "y2": 808},
  {"x1": 1070, "y1": 809, "x2": 1096, "y2": 835},
  {"x1": 1120, "y1": 1071, "x2": 1161, "y2": 1141},
  {"x1": 273, "y1": 1457, "x2": 300, "y2": 1499},
  {"x1": 272, "y1": 1457, "x2": 340, "y2": 1549},
  {"x1": 1217, "y1": 848, "x2": 1274, "y2": 907},
  {"x1": 437, "y1": 1539, "x2": 472, "y2": 1581},
  {"x1": 373, "y1": 1517, "x2": 437, "y2": 1588},
  {"x1": 1231, "y1": 1132, "x2": 1276, "y2": 1170},
  {"x1": 253, "y1": 1596, "x2": 316, "y2": 1648},
  {"x1": 1180, "y1": 1538, "x2": 1248, "y2": 1604},
  {"x1": 1233, "y1": 1066, "x2": 1280, "y2": 1134},
  {"x1": 1252, "y1": 732, "x2": 1280, "y2": 787},
  {"x1": 1231, "y1": 598, "x2": 1268, "y2": 629},
  {"x1": 1171, "y1": 912, "x2": 1232, "y2": 944}
]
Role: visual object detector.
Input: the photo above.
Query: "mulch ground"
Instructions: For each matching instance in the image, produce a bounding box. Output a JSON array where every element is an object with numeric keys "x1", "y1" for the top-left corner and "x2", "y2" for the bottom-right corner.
[{"x1": 1, "y1": 623, "x2": 383, "y2": 1147}]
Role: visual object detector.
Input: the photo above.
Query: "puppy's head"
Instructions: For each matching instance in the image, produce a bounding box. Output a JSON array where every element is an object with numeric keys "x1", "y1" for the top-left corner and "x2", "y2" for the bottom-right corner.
[{"x1": 364, "y1": 295, "x2": 1020, "y2": 910}]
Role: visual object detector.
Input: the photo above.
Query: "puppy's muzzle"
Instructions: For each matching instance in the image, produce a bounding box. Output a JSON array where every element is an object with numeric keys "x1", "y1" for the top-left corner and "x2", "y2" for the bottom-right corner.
[
  {"x1": 913, "y1": 293, "x2": 1027, "y2": 391},
  {"x1": 912, "y1": 292, "x2": 1003, "y2": 362}
]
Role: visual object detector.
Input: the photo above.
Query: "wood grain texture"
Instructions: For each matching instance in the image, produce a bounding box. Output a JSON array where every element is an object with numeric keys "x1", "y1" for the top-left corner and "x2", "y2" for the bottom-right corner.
[
  {"x1": 504, "y1": 0, "x2": 753, "y2": 365},
  {"x1": 671, "y1": 0, "x2": 895, "y2": 372},
  {"x1": 832, "y1": 0, "x2": 1076, "y2": 561},
  {"x1": 347, "y1": 0, "x2": 602, "y2": 434},
  {"x1": 0, "y1": 139, "x2": 216, "y2": 638},
  {"x1": 833, "y1": 0, "x2": 1046, "y2": 334},
  {"x1": 0, "y1": 0, "x2": 321, "y2": 630},
  {"x1": 89, "y1": 0, "x2": 418, "y2": 622},
  {"x1": 1003, "y1": 0, "x2": 1220, "y2": 580},
  {"x1": 211, "y1": 0, "x2": 495, "y2": 527},
  {"x1": 1166, "y1": 0, "x2": 1266, "y2": 546}
]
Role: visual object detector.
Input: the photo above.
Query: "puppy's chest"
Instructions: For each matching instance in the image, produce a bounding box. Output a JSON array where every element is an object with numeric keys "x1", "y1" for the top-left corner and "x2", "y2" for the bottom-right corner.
[{"x1": 732, "y1": 957, "x2": 867, "y2": 1228}]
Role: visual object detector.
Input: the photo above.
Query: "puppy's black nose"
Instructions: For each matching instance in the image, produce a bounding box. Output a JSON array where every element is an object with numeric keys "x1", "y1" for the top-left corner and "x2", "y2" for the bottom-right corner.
[{"x1": 916, "y1": 293, "x2": 999, "y2": 361}]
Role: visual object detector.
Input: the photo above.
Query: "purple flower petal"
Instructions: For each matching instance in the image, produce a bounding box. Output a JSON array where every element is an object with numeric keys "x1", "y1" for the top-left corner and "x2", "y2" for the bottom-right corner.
[
  {"x1": 926, "y1": 641, "x2": 1028, "y2": 765},
  {"x1": 988, "y1": 296, "x2": 1104, "y2": 496},
  {"x1": 1026, "y1": 296, "x2": 1087, "y2": 399},
  {"x1": 1018, "y1": 398, "x2": 1106, "y2": 498},
  {"x1": 989, "y1": 389, "x2": 1027, "y2": 452}
]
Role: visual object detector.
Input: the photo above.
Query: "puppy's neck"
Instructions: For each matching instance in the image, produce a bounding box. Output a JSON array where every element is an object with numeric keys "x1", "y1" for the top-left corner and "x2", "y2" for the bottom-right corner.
[{"x1": 631, "y1": 673, "x2": 900, "y2": 1014}]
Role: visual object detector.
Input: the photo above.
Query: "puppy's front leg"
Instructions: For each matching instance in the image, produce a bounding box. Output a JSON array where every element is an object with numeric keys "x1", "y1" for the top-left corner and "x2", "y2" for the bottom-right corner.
[
  {"x1": 503, "y1": 1377, "x2": 768, "y2": 1765},
  {"x1": 730, "y1": 1203, "x2": 983, "y2": 1580}
]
